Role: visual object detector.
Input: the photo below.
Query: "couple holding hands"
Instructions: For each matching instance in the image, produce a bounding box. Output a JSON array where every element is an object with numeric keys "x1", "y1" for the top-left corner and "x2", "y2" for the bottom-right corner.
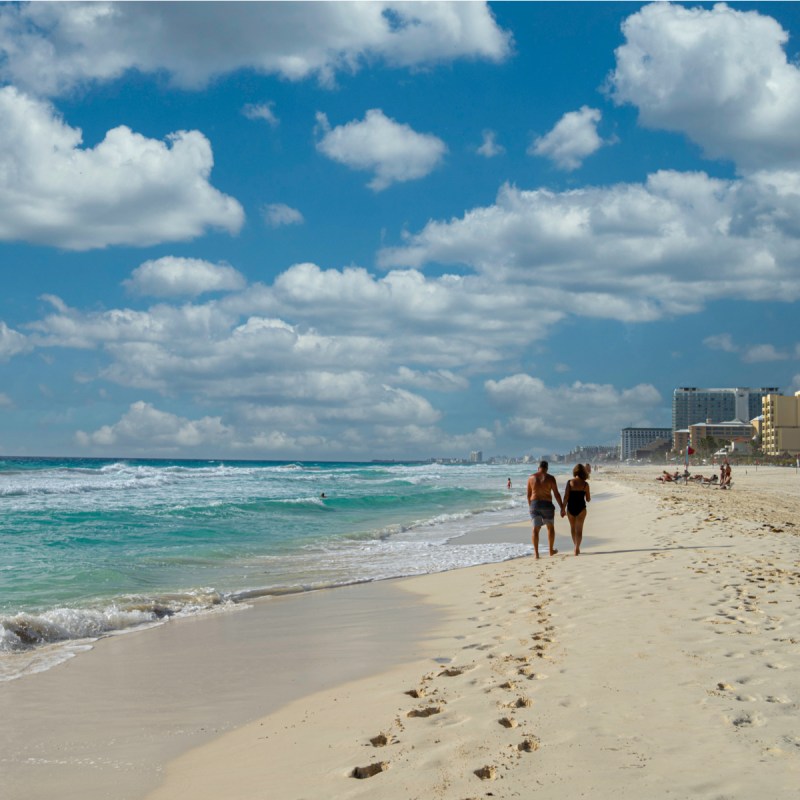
[{"x1": 526, "y1": 460, "x2": 591, "y2": 558}]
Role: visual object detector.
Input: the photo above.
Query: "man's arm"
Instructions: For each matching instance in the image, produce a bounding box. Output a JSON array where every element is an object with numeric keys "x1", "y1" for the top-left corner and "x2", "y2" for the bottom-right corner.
[
  {"x1": 550, "y1": 476, "x2": 564, "y2": 511},
  {"x1": 526, "y1": 477, "x2": 534, "y2": 504}
]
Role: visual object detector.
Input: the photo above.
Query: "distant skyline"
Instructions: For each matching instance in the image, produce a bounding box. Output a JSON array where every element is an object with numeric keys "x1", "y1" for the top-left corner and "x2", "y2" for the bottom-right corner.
[{"x1": 1, "y1": 1, "x2": 799, "y2": 460}]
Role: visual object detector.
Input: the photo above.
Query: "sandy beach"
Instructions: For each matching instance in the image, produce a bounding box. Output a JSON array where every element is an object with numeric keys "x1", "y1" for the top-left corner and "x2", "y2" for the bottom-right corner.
[{"x1": 3, "y1": 465, "x2": 800, "y2": 799}]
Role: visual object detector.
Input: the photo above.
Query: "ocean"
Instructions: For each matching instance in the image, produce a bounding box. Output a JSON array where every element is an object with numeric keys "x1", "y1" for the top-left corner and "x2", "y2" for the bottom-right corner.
[{"x1": 0, "y1": 457, "x2": 563, "y2": 681}]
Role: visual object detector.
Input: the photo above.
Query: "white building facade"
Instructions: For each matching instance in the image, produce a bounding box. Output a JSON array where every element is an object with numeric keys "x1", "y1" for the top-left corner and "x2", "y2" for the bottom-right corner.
[{"x1": 620, "y1": 427, "x2": 673, "y2": 461}]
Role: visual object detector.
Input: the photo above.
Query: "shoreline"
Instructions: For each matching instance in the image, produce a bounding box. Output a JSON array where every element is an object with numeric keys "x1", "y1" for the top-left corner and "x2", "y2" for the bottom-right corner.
[{"x1": 4, "y1": 467, "x2": 799, "y2": 798}]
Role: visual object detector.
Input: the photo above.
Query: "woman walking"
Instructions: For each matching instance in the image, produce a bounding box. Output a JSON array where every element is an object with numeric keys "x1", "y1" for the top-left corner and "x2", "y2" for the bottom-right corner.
[{"x1": 563, "y1": 463, "x2": 591, "y2": 556}]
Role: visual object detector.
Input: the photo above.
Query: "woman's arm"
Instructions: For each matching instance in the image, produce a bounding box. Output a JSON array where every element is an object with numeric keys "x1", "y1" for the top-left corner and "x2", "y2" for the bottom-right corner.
[{"x1": 585, "y1": 482, "x2": 591, "y2": 502}]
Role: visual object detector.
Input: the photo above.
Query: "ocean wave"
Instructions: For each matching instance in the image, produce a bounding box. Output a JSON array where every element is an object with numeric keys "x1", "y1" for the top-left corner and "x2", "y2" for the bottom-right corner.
[{"x1": 0, "y1": 589, "x2": 227, "y2": 652}]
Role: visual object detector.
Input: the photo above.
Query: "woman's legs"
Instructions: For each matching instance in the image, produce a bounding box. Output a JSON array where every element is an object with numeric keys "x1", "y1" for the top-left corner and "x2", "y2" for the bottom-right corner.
[
  {"x1": 567, "y1": 512, "x2": 577, "y2": 551},
  {"x1": 568, "y1": 509, "x2": 587, "y2": 555}
]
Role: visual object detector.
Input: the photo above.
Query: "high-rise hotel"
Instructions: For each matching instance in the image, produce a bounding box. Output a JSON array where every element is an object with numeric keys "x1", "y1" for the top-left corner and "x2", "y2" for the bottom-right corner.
[{"x1": 672, "y1": 387, "x2": 779, "y2": 430}]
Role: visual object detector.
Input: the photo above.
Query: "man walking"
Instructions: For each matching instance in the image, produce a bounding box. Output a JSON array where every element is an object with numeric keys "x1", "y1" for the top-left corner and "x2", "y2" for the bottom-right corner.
[{"x1": 527, "y1": 460, "x2": 564, "y2": 558}]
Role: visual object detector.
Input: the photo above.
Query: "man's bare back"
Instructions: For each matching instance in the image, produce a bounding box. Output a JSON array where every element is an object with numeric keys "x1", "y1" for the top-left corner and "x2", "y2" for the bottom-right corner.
[
  {"x1": 527, "y1": 470, "x2": 559, "y2": 503},
  {"x1": 526, "y1": 461, "x2": 563, "y2": 558}
]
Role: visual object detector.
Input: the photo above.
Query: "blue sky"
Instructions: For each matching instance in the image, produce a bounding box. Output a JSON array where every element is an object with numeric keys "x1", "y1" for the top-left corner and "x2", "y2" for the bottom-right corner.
[{"x1": 1, "y1": 1, "x2": 800, "y2": 460}]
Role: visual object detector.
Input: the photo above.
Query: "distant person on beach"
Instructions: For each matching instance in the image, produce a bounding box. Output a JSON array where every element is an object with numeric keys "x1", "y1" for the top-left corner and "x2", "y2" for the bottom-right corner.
[
  {"x1": 563, "y1": 463, "x2": 591, "y2": 556},
  {"x1": 527, "y1": 461, "x2": 564, "y2": 558},
  {"x1": 507, "y1": 478, "x2": 512, "y2": 489}
]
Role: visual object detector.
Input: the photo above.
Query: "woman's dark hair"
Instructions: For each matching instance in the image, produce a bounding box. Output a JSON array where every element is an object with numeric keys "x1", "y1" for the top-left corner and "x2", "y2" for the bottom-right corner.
[{"x1": 573, "y1": 463, "x2": 588, "y2": 480}]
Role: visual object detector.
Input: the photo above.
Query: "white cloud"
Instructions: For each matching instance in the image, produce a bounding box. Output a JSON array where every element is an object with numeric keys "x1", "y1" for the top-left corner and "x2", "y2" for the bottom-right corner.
[
  {"x1": 124, "y1": 257, "x2": 246, "y2": 298},
  {"x1": 485, "y1": 374, "x2": 662, "y2": 445},
  {"x1": 315, "y1": 109, "x2": 447, "y2": 191},
  {"x1": 703, "y1": 333, "x2": 738, "y2": 353},
  {"x1": 530, "y1": 106, "x2": 605, "y2": 171},
  {"x1": 238, "y1": 262, "x2": 563, "y2": 362},
  {"x1": 75, "y1": 401, "x2": 233, "y2": 451},
  {"x1": 0, "y1": 392, "x2": 13, "y2": 407},
  {"x1": 704, "y1": 333, "x2": 797, "y2": 363},
  {"x1": 610, "y1": 2, "x2": 800, "y2": 172},
  {"x1": 378, "y1": 173, "x2": 800, "y2": 320},
  {"x1": 0, "y1": 321, "x2": 30, "y2": 361},
  {"x1": 263, "y1": 204, "x2": 304, "y2": 228},
  {"x1": 742, "y1": 344, "x2": 789, "y2": 363},
  {"x1": 477, "y1": 129, "x2": 504, "y2": 158},
  {"x1": 0, "y1": 2, "x2": 511, "y2": 95},
  {"x1": 242, "y1": 102, "x2": 279, "y2": 127},
  {"x1": 0, "y1": 87, "x2": 244, "y2": 250}
]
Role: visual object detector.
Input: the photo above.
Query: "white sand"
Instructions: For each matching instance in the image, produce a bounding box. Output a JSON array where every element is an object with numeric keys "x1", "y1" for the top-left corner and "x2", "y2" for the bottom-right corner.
[
  {"x1": 147, "y1": 465, "x2": 800, "y2": 799},
  {"x1": 4, "y1": 466, "x2": 799, "y2": 799}
]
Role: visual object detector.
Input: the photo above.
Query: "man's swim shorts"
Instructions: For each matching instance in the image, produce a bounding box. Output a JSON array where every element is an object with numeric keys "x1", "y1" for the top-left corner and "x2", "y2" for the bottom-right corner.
[{"x1": 529, "y1": 499, "x2": 556, "y2": 527}]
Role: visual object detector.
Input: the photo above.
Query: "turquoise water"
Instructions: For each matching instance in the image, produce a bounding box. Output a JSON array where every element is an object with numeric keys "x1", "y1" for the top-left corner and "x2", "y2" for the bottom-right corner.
[{"x1": 1, "y1": 457, "x2": 559, "y2": 680}]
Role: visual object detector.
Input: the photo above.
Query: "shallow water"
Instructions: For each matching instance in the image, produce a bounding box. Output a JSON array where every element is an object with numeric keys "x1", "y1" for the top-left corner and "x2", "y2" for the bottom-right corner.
[{"x1": 0, "y1": 457, "x2": 558, "y2": 679}]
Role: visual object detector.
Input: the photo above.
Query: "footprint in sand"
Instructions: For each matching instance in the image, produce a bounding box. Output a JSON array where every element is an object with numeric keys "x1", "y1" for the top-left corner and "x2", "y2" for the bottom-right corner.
[
  {"x1": 407, "y1": 706, "x2": 442, "y2": 718},
  {"x1": 498, "y1": 716, "x2": 518, "y2": 728},
  {"x1": 730, "y1": 712, "x2": 766, "y2": 728},
  {"x1": 439, "y1": 665, "x2": 474, "y2": 677},
  {"x1": 369, "y1": 733, "x2": 395, "y2": 747},
  {"x1": 351, "y1": 762, "x2": 388, "y2": 779},
  {"x1": 474, "y1": 765, "x2": 497, "y2": 780},
  {"x1": 518, "y1": 737, "x2": 540, "y2": 752}
]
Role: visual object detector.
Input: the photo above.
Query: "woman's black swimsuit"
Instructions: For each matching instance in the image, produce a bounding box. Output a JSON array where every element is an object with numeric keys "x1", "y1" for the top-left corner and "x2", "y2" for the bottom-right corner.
[{"x1": 566, "y1": 489, "x2": 586, "y2": 516}]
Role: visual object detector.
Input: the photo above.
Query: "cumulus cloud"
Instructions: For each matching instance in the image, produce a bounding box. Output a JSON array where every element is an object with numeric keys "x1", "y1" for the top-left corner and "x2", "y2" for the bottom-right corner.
[
  {"x1": 610, "y1": 2, "x2": 800, "y2": 172},
  {"x1": 0, "y1": 321, "x2": 30, "y2": 360},
  {"x1": 263, "y1": 203, "x2": 304, "y2": 228},
  {"x1": 530, "y1": 106, "x2": 605, "y2": 170},
  {"x1": 0, "y1": 2, "x2": 511, "y2": 95},
  {"x1": 315, "y1": 109, "x2": 447, "y2": 190},
  {"x1": 235, "y1": 261, "x2": 564, "y2": 361},
  {"x1": 124, "y1": 257, "x2": 247, "y2": 298},
  {"x1": 703, "y1": 333, "x2": 738, "y2": 353},
  {"x1": 704, "y1": 333, "x2": 797, "y2": 363},
  {"x1": 485, "y1": 374, "x2": 662, "y2": 445},
  {"x1": 0, "y1": 87, "x2": 243, "y2": 249},
  {"x1": 477, "y1": 129, "x2": 504, "y2": 158},
  {"x1": 242, "y1": 102, "x2": 279, "y2": 127},
  {"x1": 742, "y1": 344, "x2": 789, "y2": 363},
  {"x1": 75, "y1": 401, "x2": 233, "y2": 450},
  {"x1": 378, "y1": 172, "x2": 800, "y2": 321},
  {"x1": 19, "y1": 268, "x2": 545, "y2": 457}
]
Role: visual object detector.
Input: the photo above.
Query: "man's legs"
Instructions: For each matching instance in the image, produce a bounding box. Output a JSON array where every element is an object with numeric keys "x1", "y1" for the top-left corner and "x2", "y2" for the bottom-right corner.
[
  {"x1": 546, "y1": 523, "x2": 558, "y2": 556},
  {"x1": 532, "y1": 525, "x2": 541, "y2": 559}
]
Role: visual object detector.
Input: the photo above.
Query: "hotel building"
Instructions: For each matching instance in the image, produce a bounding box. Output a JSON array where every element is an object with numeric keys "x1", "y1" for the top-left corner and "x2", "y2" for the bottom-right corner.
[
  {"x1": 762, "y1": 392, "x2": 800, "y2": 456},
  {"x1": 687, "y1": 420, "x2": 755, "y2": 450},
  {"x1": 672, "y1": 387, "x2": 779, "y2": 431},
  {"x1": 620, "y1": 427, "x2": 672, "y2": 461}
]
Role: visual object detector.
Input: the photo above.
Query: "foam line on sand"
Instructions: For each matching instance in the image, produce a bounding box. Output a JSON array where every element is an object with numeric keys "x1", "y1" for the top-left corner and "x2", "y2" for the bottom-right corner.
[{"x1": 146, "y1": 466, "x2": 800, "y2": 799}]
